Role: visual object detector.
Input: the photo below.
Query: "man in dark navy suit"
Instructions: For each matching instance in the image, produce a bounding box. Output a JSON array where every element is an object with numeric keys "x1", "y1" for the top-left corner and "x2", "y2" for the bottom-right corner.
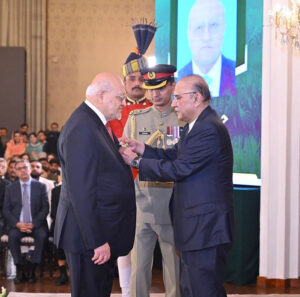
[
  {"x1": 178, "y1": 0, "x2": 235, "y2": 97},
  {"x1": 121, "y1": 75, "x2": 234, "y2": 297},
  {"x1": 3, "y1": 159, "x2": 49, "y2": 284},
  {"x1": 54, "y1": 72, "x2": 136, "y2": 297}
]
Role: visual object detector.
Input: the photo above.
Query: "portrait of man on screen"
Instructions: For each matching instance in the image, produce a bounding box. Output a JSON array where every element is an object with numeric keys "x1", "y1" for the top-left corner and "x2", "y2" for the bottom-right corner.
[{"x1": 177, "y1": 0, "x2": 236, "y2": 98}]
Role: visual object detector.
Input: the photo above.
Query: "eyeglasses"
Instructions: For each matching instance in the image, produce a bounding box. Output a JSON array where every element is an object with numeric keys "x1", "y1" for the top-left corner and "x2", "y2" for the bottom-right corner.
[
  {"x1": 115, "y1": 95, "x2": 126, "y2": 102},
  {"x1": 173, "y1": 92, "x2": 196, "y2": 101},
  {"x1": 15, "y1": 166, "x2": 29, "y2": 171},
  {"x1": 0, "y1": 165, "x2": 6, "y2": 169}
]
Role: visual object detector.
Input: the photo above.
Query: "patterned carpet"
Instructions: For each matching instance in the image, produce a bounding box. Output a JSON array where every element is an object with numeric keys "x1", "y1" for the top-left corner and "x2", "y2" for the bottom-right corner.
[{"x1": 6, "y1": 293, "x2": 300, "y2": 297}]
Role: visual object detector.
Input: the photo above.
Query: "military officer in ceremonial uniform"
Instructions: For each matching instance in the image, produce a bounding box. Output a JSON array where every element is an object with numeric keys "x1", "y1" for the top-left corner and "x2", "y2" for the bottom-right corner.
[
  {"x1": 123, "y1": 64, "x2": 183, "y2": 297},
  {"x1": 109, "y1": 22, "x2": 156, "y2": 139},
  {"x1": 111, "y1": 20, "x2": 156, "y2": 297}
]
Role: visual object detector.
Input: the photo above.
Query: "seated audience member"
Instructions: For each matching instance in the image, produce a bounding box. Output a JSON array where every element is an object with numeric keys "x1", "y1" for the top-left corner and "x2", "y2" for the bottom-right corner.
[
  {"x1": 0, "y1": 127, "x2": 9, "y2": 145},
  {"x1": 41, "y1": 166, "x2": 50, "y2": 179},
  {"x1": 47, "y1": 153, "x2": 57, "y2": 163},
  {"x1": 30, "y1": 160, "x2": 55, "y2": 228},
  {"x1": 10, "y1": 154, "x2": 21, "y2": 161},
  {"x1": 48, "y1": 159, "x2": 60, "y2": 185},
  {"x1": 20, "y1": 153, "x2": 31, "y2": 162},
  {"x1": 0, "y1": 158, "x2": 10, "y2": 237},
  {"x1": 19, "y1": 123, "x2": 29, "y2": 134},
  {"x1": 20, "y1": 132, "x2": 28, "y2": 144},
  {"x1": 26, "y1": 133, "x2": 44, "y2": 160},
  {"x1": 5, "y1": 160, "x2": 18, "y2": 183},
  {"x1": 50, "y1": 184, "x2": 68, "y2": 285},
  {"x1": 44, "y1": 123, "x2": 60, "y2": 156},
  {"x1": 4, "y1": 131, "x2": 27, "y2": 160},
  {"x1": 39, "y1": 157, "x2": 50, "y2": 172},
  {"x1": 37, "y1": 130, "x2": 47, "y2": 146},
  {"x1": 3, "y1": 159, "x2": 49, "y2": 284},
  {"x1": 0, "y1": 128, "x2": 8, "y2": 157}
]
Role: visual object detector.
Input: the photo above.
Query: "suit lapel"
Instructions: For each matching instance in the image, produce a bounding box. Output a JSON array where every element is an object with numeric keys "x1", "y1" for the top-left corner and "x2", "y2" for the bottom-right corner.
[{"x1": 80, "y1": 103, "x2": 133, "y2": 177}]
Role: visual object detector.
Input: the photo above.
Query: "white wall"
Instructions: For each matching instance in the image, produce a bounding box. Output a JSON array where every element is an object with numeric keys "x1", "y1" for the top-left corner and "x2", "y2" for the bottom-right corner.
[{"x1": 260, "y1": 0, "x2": 300, "y2": 279}]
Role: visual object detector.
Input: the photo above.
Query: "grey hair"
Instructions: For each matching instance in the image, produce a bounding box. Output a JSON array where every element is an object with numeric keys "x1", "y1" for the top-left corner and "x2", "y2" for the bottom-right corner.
[
  {"x1": 86, "y1": 81, "x2": 111, "y2": 98},
  {"x1": 15, "y1": 159, "x2": 30, "y2": 168},
  {"x1": 0, "y1": 157, "x2": 7, "y2": 165},
  {"x1": 86, "y1": 84, "x2": 100, "y2": 97},
  {"x1": 193, "y1": 81, "x2": 212, "y2": 102}
]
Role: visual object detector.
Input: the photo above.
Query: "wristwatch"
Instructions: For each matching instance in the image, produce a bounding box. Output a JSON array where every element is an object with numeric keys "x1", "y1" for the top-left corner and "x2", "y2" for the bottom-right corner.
[{"x1": 131, "y1": 156, "x2": 142, "y2": 169}]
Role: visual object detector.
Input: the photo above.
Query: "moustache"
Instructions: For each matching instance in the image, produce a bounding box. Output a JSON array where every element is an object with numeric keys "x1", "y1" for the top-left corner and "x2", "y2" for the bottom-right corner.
[{"x1": 132, "y1": 86, "x2": 143, "y2": 91}]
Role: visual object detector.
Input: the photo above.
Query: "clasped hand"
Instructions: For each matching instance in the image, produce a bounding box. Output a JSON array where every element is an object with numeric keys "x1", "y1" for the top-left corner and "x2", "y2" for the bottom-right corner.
[
  {"x1": 119, "y1": 137, "x2": 145, "y2": 164},
  {"x1": 16, "y1": 222, "x2": 34, "y2": 233}
]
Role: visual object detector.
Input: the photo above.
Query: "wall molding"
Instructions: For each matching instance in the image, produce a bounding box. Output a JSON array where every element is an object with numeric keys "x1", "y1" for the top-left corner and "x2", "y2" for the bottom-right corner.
[{"x1": 257, "y1": 276, "x2": 300, "y2": 288}]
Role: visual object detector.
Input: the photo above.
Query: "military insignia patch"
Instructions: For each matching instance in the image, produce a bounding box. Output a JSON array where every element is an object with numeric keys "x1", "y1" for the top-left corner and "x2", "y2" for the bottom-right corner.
[{"x1": 148, "y1": 72, "x2": 156, "y2": 79}]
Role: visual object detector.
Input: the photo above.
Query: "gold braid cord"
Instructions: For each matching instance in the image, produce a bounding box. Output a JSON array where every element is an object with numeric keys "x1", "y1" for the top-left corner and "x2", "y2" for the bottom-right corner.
[
  {"x1": 146, "y1": 129, "x2": 166, "y2": 149},
  {"x1": 130, "y1": 113, "x2": 136, "y2": 140}
]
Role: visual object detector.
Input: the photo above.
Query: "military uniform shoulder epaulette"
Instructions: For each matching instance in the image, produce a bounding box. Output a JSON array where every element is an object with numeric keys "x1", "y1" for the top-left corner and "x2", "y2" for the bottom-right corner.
[{"x1": 129, "y1": 107, "x2": 152, "y2": 116}]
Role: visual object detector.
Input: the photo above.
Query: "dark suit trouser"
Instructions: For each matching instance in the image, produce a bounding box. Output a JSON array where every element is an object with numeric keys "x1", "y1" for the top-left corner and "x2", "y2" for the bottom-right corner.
[
  {"x1": 65, "y1": 250, "x2": 117, "y2": 297},
  {"x1": 8, "y1": 227, "x2": 48, "y2": 265},
  {"x1": 179, "y1": 244, "x2": 231, "y2": 297}
]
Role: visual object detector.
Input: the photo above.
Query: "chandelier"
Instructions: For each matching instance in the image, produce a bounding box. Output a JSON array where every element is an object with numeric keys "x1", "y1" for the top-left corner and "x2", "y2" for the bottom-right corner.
[{"x1": 270, "y1": 0, "x2": 300, "y2": 50}]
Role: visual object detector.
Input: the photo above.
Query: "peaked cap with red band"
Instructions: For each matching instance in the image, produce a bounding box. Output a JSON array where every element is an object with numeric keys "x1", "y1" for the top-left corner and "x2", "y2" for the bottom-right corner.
[{"x1": 141, "y1": 64, "x2": 177, "y2": 90}]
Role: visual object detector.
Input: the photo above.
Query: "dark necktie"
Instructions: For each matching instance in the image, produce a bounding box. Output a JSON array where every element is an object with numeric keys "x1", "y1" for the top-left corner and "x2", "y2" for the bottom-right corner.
[
  {"x1": 105, "y1": 122, "x2": 114, "y2": 141},
  {"x1": 22, "y1": 184, "x2": 31, "y2": 223}
]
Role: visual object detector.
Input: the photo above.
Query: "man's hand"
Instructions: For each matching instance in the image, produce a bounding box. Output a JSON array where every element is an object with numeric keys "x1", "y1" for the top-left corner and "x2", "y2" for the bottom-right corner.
[
  {"x1": 119, "y1": 137, "x2": 145, "y2": 155},
  {"x1": 119, "y1": 147, "x2": 137, "y2": 165},
  {"x1": 16, "y1": 222, "x2": 34, "y2": 233},
  {"x1": 92, "y1": 242, "x2": 111, "y2": 265}
]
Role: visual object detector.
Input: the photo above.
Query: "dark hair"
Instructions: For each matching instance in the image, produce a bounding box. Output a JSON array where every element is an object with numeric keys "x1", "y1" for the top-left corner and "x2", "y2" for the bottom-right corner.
[
  {"x1": 29, "y1": 132, "x2": 37, "y2": 138},
  {"x1": 38, "y1": 157, "x2": 48, "y2": 162},
  {"x1": 8, "y1": 159, "x2": 16, "y2": 166},
  {"x1": 49, "y1": 158, "x2": 60, "y2": 166},
  {"x1": 51, "y1": 122, "x2": 59, "y2": 126},
  {"x1": 37, "y1": 130, "x2": 46, "y2": 135},
  {"x1": 193, "y1": 81, "x2": 211, "y2": 102},
  {"x1": 13, "y1": 130, "x2": 21, "y2": 136},
  {"x1": 20, "y1": 123, "x2": 28, "y2": 128}
]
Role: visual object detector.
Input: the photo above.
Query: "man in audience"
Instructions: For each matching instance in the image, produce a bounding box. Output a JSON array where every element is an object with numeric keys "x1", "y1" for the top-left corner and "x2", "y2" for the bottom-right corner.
[
  {"x1": 3, "y1": 159, "x2": 49, "y2": 284},
  {"x1": 0, "y1": 128, "x2": 8, "y2": 157},
  {"x1": 37, "y1": 130, "x2": 47, "y2": 145},
  {"x1": 30, "y1": 160, "x2": 55, "y2": 228},
  {"x1": 124, "y1": 64, "x2": 181, "y2": 297},
  {"x1": 48, "y1": 159, "x2": 61, "y2": 185},
  {"x1": 5, "y1": 160, "x2": 18, "y2": 183},
  {"x1": 44, "y1": 123, "x2": 60, "y2": 156},
  {"x1": 0, "y1": 158, "x2": 10, "y2": 237},
  {"x1": 54, "y1": 72, "x2": 136, "y2": 297},
  {"x1": 20, "y1": 123, "x2": 29, "y2": 134}
]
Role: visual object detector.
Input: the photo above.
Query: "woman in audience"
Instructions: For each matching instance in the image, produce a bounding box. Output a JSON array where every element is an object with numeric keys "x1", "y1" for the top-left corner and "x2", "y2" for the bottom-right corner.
[
  {"x1": 4, "y1": 131, "x2": 26, "y2": 160},
  {"x1": 26, "y1": 132, "x2": 44, "y2": 160}
]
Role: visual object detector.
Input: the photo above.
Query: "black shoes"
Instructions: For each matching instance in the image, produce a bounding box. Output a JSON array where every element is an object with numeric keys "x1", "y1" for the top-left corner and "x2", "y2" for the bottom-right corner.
[
  {"x1": 14, "y1": 265, "x2": 27, "y2": 283},
  {"x1": 56, "y1": 265, "x2": 68, "y2": 286},
  {"x1": 28, "y1": 263, "x2": 37, "y2": 283}
]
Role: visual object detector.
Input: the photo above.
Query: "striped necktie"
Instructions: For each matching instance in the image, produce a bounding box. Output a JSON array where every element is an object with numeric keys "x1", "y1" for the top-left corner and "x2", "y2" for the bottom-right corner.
[{"x1": 22, "y1": 184, "x2": 31, "y2": 223}]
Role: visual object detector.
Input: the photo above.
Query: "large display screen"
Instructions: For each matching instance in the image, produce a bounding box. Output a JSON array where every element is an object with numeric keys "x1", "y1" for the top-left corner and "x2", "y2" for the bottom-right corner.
[{"x1": 155, "y1": 0, "x2": 262, "y2": 177}]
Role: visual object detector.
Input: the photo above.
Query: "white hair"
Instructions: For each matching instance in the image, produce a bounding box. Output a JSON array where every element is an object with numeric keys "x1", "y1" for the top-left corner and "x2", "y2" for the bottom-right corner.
[{"x1": 86, "y1": 84, "x2": 100, "y2": 97}]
